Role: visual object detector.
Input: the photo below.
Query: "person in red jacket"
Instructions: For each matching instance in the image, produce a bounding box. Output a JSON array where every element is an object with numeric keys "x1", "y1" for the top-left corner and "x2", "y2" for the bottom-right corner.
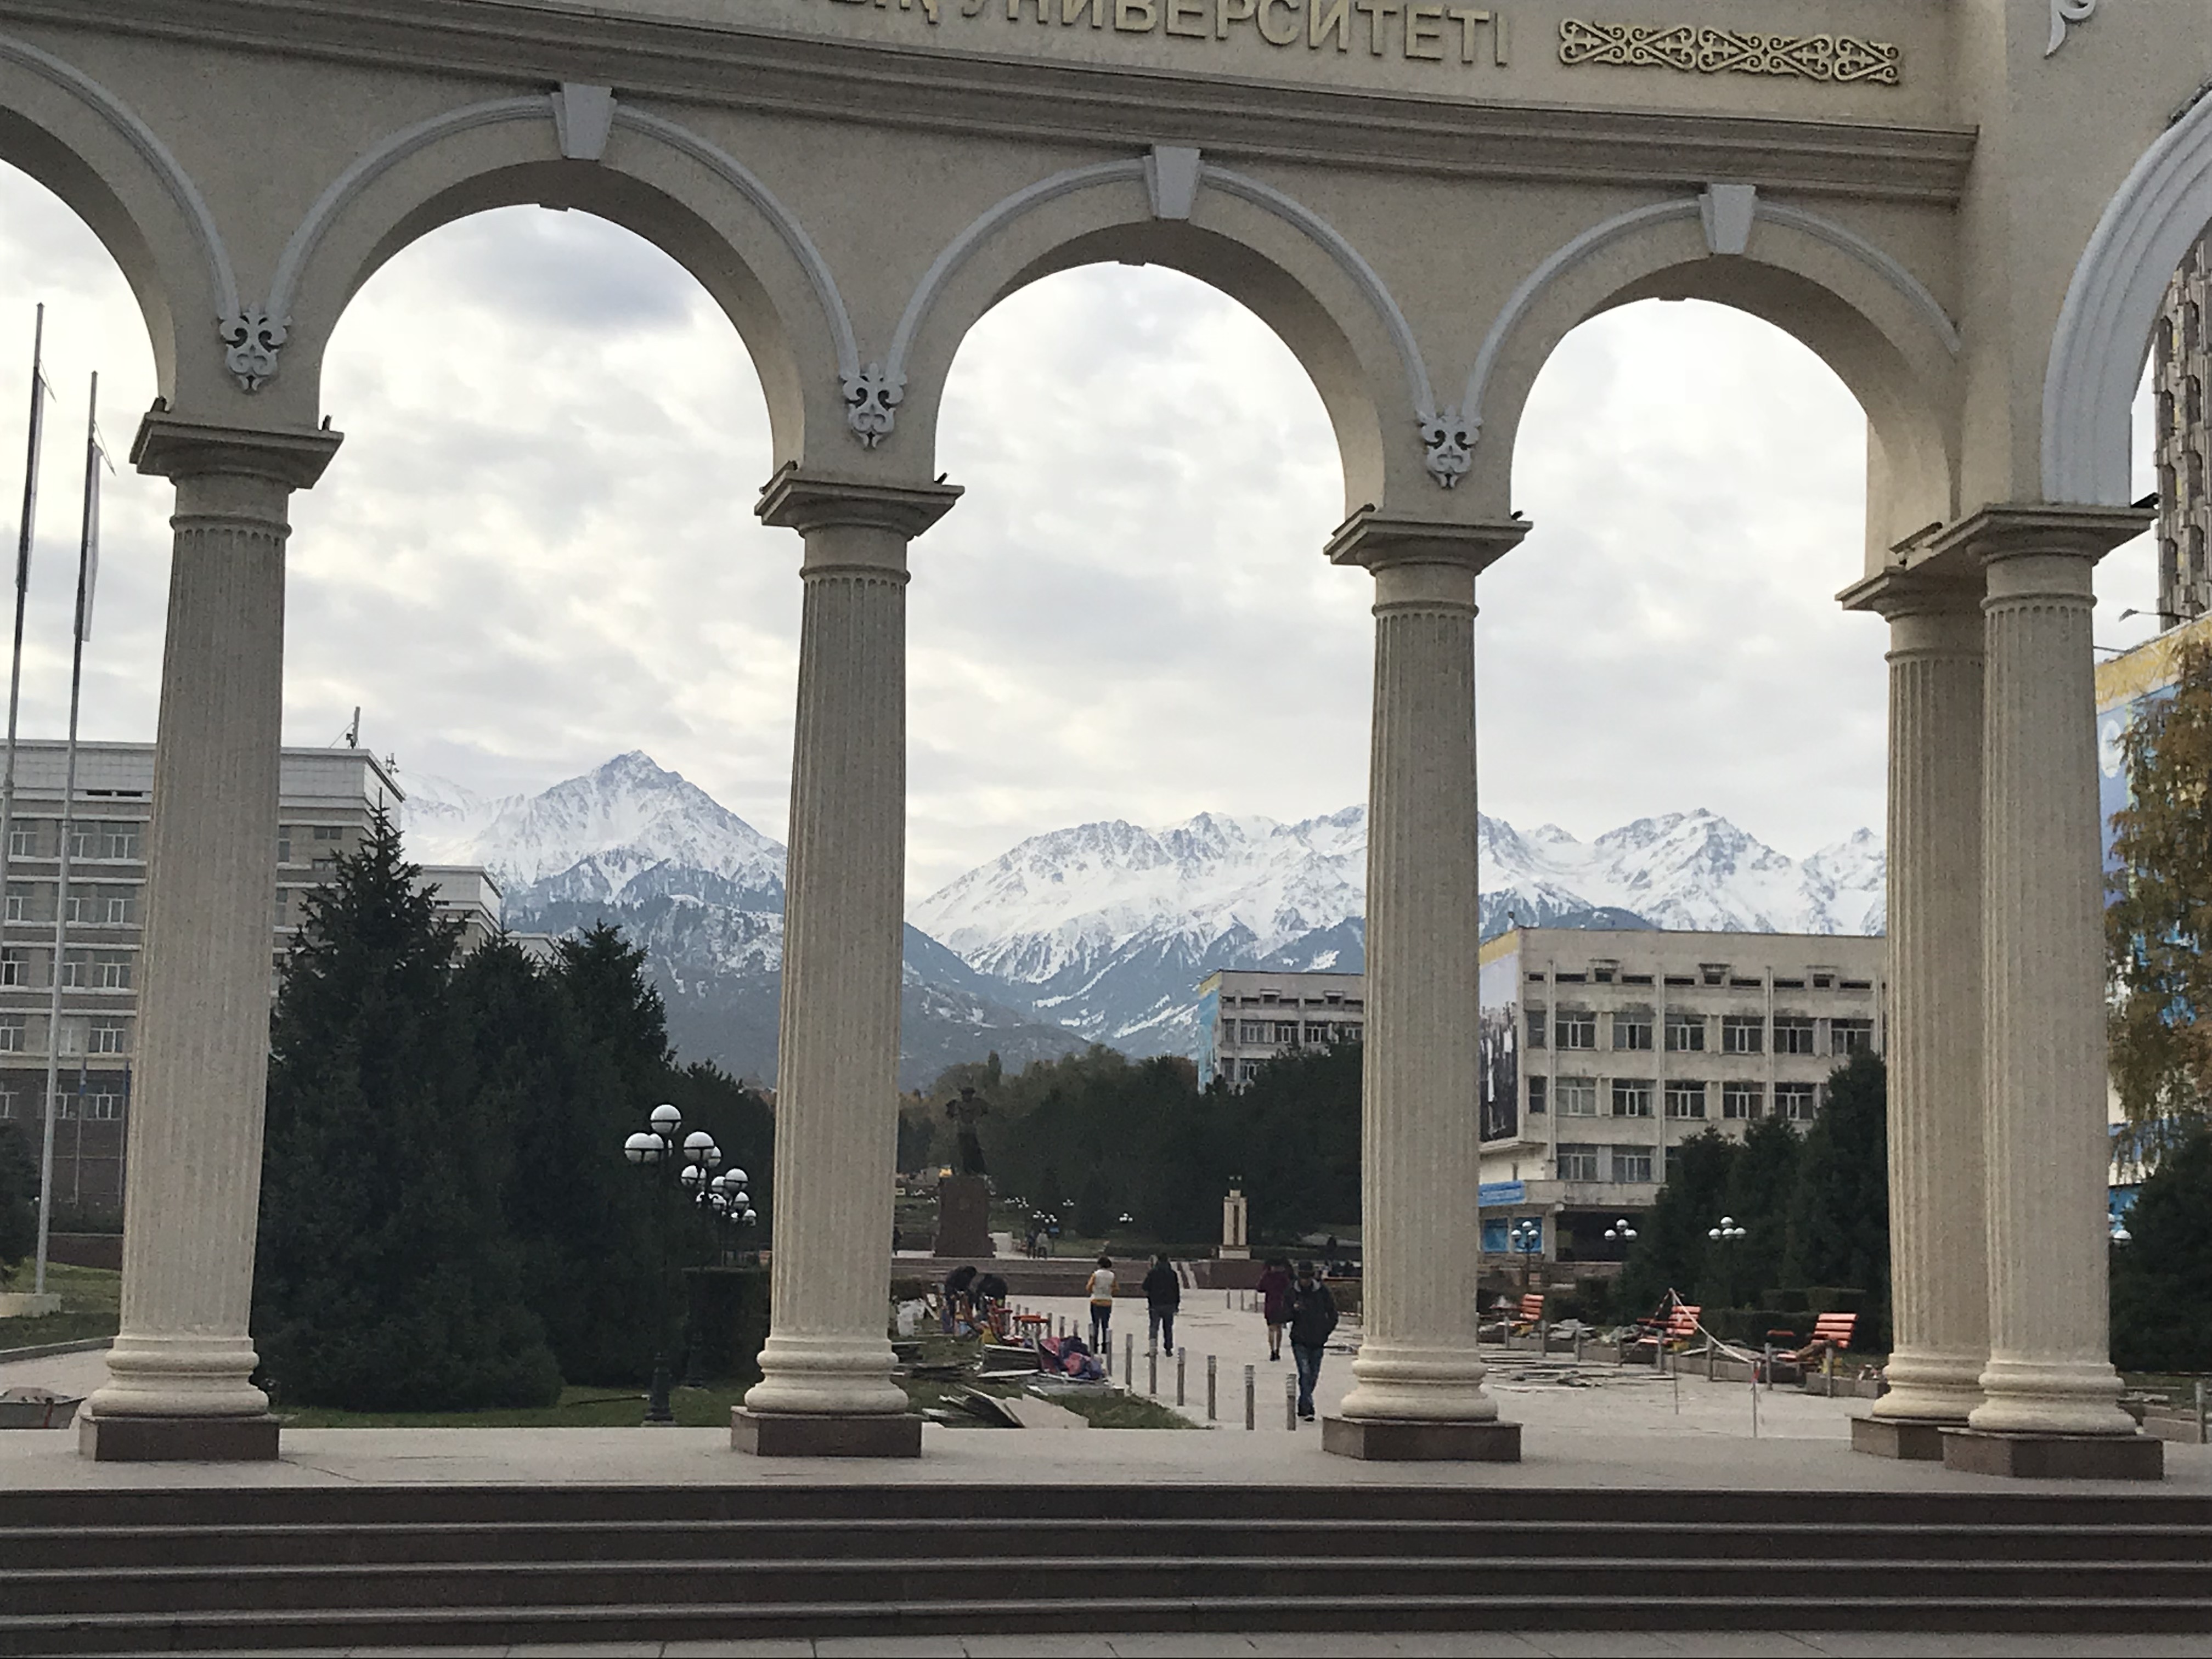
[{"x1": 1256, "y1": 1257, "x2": 1294, "y2": 1362}]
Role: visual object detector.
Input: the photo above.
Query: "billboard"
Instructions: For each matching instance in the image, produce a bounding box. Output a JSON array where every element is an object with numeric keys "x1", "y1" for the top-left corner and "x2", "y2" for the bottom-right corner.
[{"x1": 1478, "y1": 940, "x2": 1520, "y2": 1143}]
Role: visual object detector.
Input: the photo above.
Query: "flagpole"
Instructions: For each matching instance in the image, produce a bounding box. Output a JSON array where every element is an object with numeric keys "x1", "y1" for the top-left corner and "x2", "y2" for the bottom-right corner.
[
  {"x1": 1, "y1": 305, "x2": 48, "y2": 1013},
  {"x1": 33, "y1": 370, "x2": 97, "y2": 1299}
]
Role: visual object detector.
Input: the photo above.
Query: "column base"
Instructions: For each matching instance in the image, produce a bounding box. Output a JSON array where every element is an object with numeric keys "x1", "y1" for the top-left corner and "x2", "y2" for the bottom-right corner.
[
  {"x1": 1939, "y1": 1427, "x2": 2163, "y2": 1481},
  {"x1": 1852, "y1": 1413, "x2": 1955, "y2": 1460},
  {"x1": 1323, "y1": 1416, "x2": 1521, "y2": 1462},
  {"x1": 731, "y1": 1408, "x2": 922, "y2": 1458},
  {"x1": 78, "y1": 1411, "x2": 279, "y2": 1462}
]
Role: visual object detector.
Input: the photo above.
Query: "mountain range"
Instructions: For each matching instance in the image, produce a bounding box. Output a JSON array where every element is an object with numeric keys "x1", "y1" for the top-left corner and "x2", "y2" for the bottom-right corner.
[{"x1": 400, "y1": 752, "x2": 1884, "y2": 1087}]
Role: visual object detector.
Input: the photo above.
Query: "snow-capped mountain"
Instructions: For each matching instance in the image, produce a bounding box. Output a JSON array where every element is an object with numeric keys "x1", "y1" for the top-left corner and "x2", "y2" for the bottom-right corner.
[{"x1": 907, "y1": 805, "x2": 1885, "y2": 1055}]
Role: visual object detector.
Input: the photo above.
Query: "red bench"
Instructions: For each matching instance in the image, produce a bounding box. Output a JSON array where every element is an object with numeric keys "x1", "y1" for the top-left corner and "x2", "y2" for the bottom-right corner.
[
  {"x1": 1792, "y1": 1311, "x2": 1858, "y2": 1367},
  {"x1": 1512, "y1": 1293, "x2": 1544, "y2": 1333}
]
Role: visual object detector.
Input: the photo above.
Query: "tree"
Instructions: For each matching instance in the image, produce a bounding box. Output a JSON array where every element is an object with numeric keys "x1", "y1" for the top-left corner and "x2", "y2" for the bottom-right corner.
[
  {"x1": 254, "y1": 810, "x2": 561, "y2": 1412},
  {"x1": 1723, "y1": 1114, "x2": 1803, "y2": 1303},
  {"x1": 0, "y1": 1120, "x2": 36, "y2": 1276},
  {"x1": 1617, "y1": 1127, "x2": 1736, "y2": 1315},
  {"x1": 2109, "y1": 1125, "x2": 2212, "y2": 1372},
  {"x1": 2107, "y1": 637, "x2": 2212, "y2": 1152},
  {"x1": 1784, "y1": 1051, "x2": 1891, "y2": 1342}
]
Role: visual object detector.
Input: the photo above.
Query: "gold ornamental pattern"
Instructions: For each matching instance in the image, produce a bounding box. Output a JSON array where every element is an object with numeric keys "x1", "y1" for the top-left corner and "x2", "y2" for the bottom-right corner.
[{"x1": 1559, "y1": 20, "x2": 1901, "y2": 86}]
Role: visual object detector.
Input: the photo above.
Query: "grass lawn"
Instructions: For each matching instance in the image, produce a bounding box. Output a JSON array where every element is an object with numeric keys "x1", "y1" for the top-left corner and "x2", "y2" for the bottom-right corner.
[{"x1": 0, "y1": 1260, "x2": 120, "y2": 1352}]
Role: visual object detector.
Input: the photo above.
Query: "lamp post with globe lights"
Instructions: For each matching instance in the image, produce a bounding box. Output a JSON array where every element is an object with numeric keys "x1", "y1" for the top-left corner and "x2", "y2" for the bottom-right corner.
[
  {"x1": 1509, "y1": 1218, "x2": 1543, "y2": 1296},
  {"x1": 622, "y1": 1103, "x2": 724, "y2": 1425},
  {"x1": 1707, "y1": 1214, "x2": 1747, "y2": 1306}
]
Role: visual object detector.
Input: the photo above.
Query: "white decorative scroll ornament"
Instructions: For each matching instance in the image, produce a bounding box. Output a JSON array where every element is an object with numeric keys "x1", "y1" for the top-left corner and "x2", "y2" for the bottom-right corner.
[
  {"x1": 218, "y1": 309, "x2": 286, "y2": 392},
  {"x1": 2047, "y1": 0, "x2": 2096, "y2": 57},
  {"x1": 844, "y1": 363, "x2": 904, "y2": 448},
  {"x1": 1419, "y1": 407, "x2": 1477, "y2": 488}
]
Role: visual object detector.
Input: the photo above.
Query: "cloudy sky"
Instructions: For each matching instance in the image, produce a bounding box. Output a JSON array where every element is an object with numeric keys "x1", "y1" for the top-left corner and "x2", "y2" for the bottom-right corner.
[{"x1": 0, "y1": 165, "x2": 2162, "y2": 898}]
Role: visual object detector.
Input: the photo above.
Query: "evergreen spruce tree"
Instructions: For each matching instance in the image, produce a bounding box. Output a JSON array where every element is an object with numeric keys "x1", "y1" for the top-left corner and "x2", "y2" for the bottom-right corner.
[
  {"x1": 1783, "y1": 1051, "x2": 1891, "y2": 1340},
  {"x1": 0, "y1": 1120, "x2": 36, "y2": 1274},
  {"x1": 253, "y1": 810, "x2": 560, "y2": 1411},
  {"x1": 1723, "y1": 1114, "x2": 1803, "y2": 1304},
  {"x1": 1618, "y1": 1127, "x2": 1737, "y2": 1314},
  {"x1": 2107, "y1": 637, "x2": 2212, "y2": 1150},
  {"x1": 2109, "y1": 1126, "x2": 2212, "y2": 1372}
]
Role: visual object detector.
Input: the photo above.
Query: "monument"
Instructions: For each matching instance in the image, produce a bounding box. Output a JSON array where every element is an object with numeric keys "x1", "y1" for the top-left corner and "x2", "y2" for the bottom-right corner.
[
  {"x1": 1220, "y1": 1183, "x2": 1249, "y2": 1261},
  {"x1": 932, "y1": 1086, "x2": 993, "y2": 1260},
  {"x1": 7, "y1": 0, "x2": 2199, "y2": 1474}
]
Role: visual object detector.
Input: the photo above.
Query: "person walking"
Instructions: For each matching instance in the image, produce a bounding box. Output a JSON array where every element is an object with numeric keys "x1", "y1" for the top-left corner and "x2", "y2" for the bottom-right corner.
[
  {"x1": 1142, "y1": 1252, "x2": 1181, "y2": 1355},
  {"x1": 1087, "y1": 1255, "x2": 1117, "y2": 1351},
  {"x1": 1256, "y1": 1256, "x2": 1294, "y2": 1362},
  {"x1": 1287, "y1": 1260, "x2": 1339, "y2": 1423}
]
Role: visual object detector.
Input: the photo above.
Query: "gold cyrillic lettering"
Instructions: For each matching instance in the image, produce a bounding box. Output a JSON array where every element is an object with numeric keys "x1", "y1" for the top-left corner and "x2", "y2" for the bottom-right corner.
[
  {"x1": 1063, "y1": 0, "x2": 1106, "y2": 21},
  {"x1": 1308, "y1": 0, "x2": 1350, "y2": 49},
  {"x1": 1256, "y1": 0, "x2": 1302, "y2": 43},
  {"x1": 1355, "y1": 0, "x2": 1400, "y2": 54},
  {"x1": 1217, "y1": 0, "x2": 1257, "y2": 36},
  {"x1": 1491, "y1": 7, "x2": 1508, "y2": 63},
  {"x1": 1115, "y1": 0, "x2": 1158, "y2": 26},
  {"x1": 1166, "y1": 0, "x2": 1208, "y2": 35},
  {"x1": 1447, "y1": 6, "x2": 1487, "y2": 61},
  {"x1": 1404, "y1": 2, "x2": 1443, "y2": 57}
]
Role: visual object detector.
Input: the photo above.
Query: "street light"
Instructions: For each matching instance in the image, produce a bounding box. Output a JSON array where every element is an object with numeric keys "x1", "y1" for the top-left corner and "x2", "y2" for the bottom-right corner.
[
  {"x1": 1604, "y1": 1217, "x2": 1638, "y2": 1242},
  {"x1": 1707, "y1": 1214, "x2": 1747, "y2": 1305},
  {"x1": 1509, "y1": 1217, "x2": 1542, "y2": 1294},
  {"x1": 620, "y1": 1102, "x2": 722, "y2": 1425},
  {"x1": 1707, "y1": 1215, "x2": 1746, "y2": 1242}
]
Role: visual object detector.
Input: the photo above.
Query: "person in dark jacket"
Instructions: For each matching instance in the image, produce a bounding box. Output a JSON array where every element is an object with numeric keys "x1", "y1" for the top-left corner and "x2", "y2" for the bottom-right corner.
[
  {"x1": 1256, "y1": 1257, "x2": 1294, "y2": 1361},
  {"x1": 1141, "y1": 1253, "x2": 1181, "y2": 1355},
  {"x1": 1286, "y1": 1260, "x2": 1339, "y2": 1421}
]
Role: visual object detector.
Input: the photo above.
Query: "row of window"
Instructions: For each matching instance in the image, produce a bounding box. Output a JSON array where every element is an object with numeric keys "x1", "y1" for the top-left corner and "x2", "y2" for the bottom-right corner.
[
  {"x1": 0, "y1": 949, "x2": 133, "y2": 990},
  {"x1": 1224, "y1": 992, "x2": 1361, "y2": 1008},
  {"x1": 3, "y1": 820, "x2": 143, "y2": 861},
  {"x1": 1532, "y1": 965, "x2": 1872, "y2": 991},
  {"x1": 1227, "y1": 1019, "x2": 1363, "y2": 1045},
  {"x1": 1531, "y1": 1008, "x2": 1872, "y2": 1058},
  {"x1": 1529, "y1": 1076, "x2": 1818, "y2": 1121},
  {"x1": 0, "y1": 1087, "x2": 123, "y2": 1120},
  {"x1": 1555, "y1": 1144, "x2": 1653, "y2": 1183},
  {"x1": 0, "y1": 1015, "x2": 131, "y2": 1054}
]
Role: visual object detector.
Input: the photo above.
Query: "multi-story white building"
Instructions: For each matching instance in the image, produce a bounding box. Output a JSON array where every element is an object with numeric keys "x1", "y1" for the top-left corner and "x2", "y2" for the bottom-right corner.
[
  {"x1": 2154, "y1": 229, "x2": 2212, "y2": 629},
  {"x1": 1197, "y1": 967, "x2": 1364, "y2": 1088},
  {"x1": 1478, "y1": 926, "x2": 1886, "y2": 1266},
  {"x1": 0, "y1": 742, "x2": 497, "y2": 1215}
]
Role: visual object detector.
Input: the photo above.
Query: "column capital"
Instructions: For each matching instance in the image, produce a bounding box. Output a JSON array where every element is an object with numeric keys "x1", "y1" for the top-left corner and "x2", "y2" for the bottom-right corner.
[
  {"x1": 1926, "y1": 502, "x2": 2152, "y2": 568},
  {"x1": 755, "y1": 465, "x2": 962, "y2": 539},
  {"x1": 1837, "y1": 565, "x2": 1983, "y2": 623},
  {"x1": 130, "y1": 409, "x2": 343, "y2": 489},
  {"x1": 1323, "y1": 509, "x2": 1529, "y2": 575}
]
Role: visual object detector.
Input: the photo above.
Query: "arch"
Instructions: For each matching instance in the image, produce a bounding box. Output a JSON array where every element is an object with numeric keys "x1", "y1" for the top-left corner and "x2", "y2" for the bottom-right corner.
[
  {"x1": 263, "y1": 94, "x2": 860, "y2": 463},
  {"x1": 0, "y1": 30, "x2": 244, "y2": 394},
  {"x1": 2044, "y1": 89, "x2": 2212, "y2": 505},
  {"x1": 1470, "y1": 190, "x2": 1961, "y2": 546},
  {"x1": 885, "y1": 154, "x2": 1437, "y2": 511}
]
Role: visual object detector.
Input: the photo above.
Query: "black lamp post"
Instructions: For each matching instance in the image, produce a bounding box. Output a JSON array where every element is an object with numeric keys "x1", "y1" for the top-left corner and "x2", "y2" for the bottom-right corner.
[
  {"x1": 1706, "y1": 1213, "x2": 1747, "y2": 1306},
  {"x1": 1509, "y1": 1217, "x2": 1542, "y2": 1295},
  {"x1": 621, "y1": 1103, "x2": 722, "y2": 1425}
]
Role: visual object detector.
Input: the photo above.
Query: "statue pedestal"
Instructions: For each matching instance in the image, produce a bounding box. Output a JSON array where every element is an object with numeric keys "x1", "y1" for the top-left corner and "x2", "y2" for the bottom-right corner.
[{"x1": 933, "y1": 1174, "x2": 994, "y2": 1259}]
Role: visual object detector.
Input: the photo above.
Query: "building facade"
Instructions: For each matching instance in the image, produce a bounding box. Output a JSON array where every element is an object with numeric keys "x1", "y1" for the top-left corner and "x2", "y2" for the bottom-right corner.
[
  {"x1": 0, "y1": 742, "x2": 494, "y2": 1217},
  {"x1": 1476, "y1": 927, "x2": 1887, "y2": 1266},
  {"x1": 1197, "y1": 967, "x2": 1365, "y2": 1088},
  {"x1": 2155, "y1": 232, "x2": 2212, "y2": 629}
]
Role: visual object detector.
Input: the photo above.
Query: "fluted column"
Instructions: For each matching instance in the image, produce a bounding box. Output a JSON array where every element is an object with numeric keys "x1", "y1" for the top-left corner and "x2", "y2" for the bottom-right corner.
[
  {"x1": 1324, "y1": 511, "x2": 1524, "y2": 1459},
  {"x1": 82, "y1": 414, "x2": 340, "y2": 1460},
  {"x1": 738, "y1": 466, "x2": 956, "y2": 1456},
  {"x1": 1846, "y1": 567, "x2": 1989, "y2": 1441}
]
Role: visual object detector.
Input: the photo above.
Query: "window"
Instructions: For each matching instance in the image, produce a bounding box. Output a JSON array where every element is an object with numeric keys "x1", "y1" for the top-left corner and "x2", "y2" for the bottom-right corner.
[
  {"x1": 1302, "y1": 1023, "x2": 1330, "y2": 1043},
  {"x1": 6, "y1": 824, "x2": 35, "y2": 857},
  {"x1": 1525, "y1": 1005, "x2": 1545, "y2": 1048},
  {"x1": 1591, "y1": 963, "x2": 1616, "y2": 984},
  {"x1": 1611, "y1": 1079, "x2": 1653, "y2": 1118},
  {"x1": 1832, "y1": 1018, "x2": 1875, "y2": 1057},
  {"x1": 3, "y1": 884, "x2": 23, "y2": 922},
  {"x1": 68, "y1": 821, "x2": 137, "y2": 860},
  {"x1": 1556, "y1": 1076, "x2": 1598, "y2": 1117},
  {"x1": 1838, "y1": 979, "x2": 1873, "y2": 992},
  {"x1": 1555, "y1": 1011, "x2": 1596, "y2": 1049},
  {"x1": 0, "y1": 1017, "x2": 22, "y2": 1053},
  {"x1": 1239, "y1": 1021, "x2": 1266, "y2": 1042},
  {"x1": 78, "y1": 1090, "x2": 121, "y2": 1120},
  {"x1": 1527, "y1": 1076, "x2": 1547, "y2": 1115},
  {"x1": 88, "y1": 1019, "x2": 128, "y2": 1055},
  {"x1": 1722, "y1": 1082, "x2": 1764, "y2": 1121},
  {"x1": 1811, "y1": 972, "x2": 1833, "y2": 990},
  {"x1": 0, "y1": 1087, "x2": 12, "y2": 1118},
  {"x1": 1273, "y1": 1022, "x2": 1299, "y2": 1044},
  {"x1": 59, "y1": 955, "x2": 82, "y2": 988},
  {"x1": 1664, "y1": 1012, "x2": 1705, "y2": 1052},
  {"x1": 313, "y1": 825, "x2": 343, "y2": 841},
  {"x1": 311, "y1": 856, "x2": 339, "y2": 874},
  {"x1": 94, "y1": 955, "x2": 130, "y2": 990},
  {"x1": 1700, "y1": 964, "x2": 1726, "y2": 986},
  {"x1": 1612, "y1": 1012, "x2": 1652, "y2": 1051},
  {"x1": 1665, "y1": 1080, "x2": 1707, "y2": 1120},
  {"x1": 0, "y1": 949, "x2": 26, "y2": 987},
  {"x1": 1610, "y1": 1145, "x2": 1654, "y2": 1183},
  {"x1": 1774, "y1": 1017, "x2": 1817, "y2": 1056},
  {"x1": 1773, "y1": 978, "x2": 1804, "y2": 990},
  {"x1": 1722, "y1": 1015, "x2": 1764, "y2": 1055},
  {"x1": 1555, "y1": 1143, "x2": 1600, "y2": 1181},
  {"x1": 65, "y1": 889, "x2": 132, "y2": 926},
  {"x1": 1777, "y1": 1082, "x2": 1818, "y2": 1122}
]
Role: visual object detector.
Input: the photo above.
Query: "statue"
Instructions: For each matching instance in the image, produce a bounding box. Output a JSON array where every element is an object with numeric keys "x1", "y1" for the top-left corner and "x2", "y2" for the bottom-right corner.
[{"x1": 946, "y1": 1085, "x2": 989, "y2": 1177}]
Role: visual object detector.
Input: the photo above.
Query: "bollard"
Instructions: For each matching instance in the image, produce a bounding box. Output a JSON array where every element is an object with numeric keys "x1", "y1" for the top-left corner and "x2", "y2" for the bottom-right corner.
[
  {"x1": 1226, "y1": 1289, "x2": 1233, "y2": 1310},
  {"x1": 1672, "y1": 1350, "x2": 1680, "y2": 1415},
  {"x1": 1751, "y1": 1364, "x2": 1760, "y2": 1438},
  {"x1": 1285, "y1": 1372, "x2": 1296, "y2": 1430},
  {"x1": 1573, "y1": 1327, "x2": 1584, "y2": 1364},
  {"x1": 1244, "y1": 1364, "x2": 1256, "y2": 1430},
  {"x1": 1103, "y1": 1336, "x2": 1111, "y2": 1379},
  {"x1": 1207, "y1": 1355, "x2": 1218, "y2": 1421},
  {"x1": 1706, "y1": 1340, "x2": 1715, "y2": 1382},
  {"x1": 2198, "y1": 1378, "x2": 2207, "y2": 1442},
  {"x1": 1125, "y1": 1334, "x2": 1133, "y2": 1385},
  {"x1": 1177, "y1": 1348, "x2": 1187, "y2": 1407},
  {"x1": 1148, "y1": 1344, "x2": 1158, "y2": 1396}
]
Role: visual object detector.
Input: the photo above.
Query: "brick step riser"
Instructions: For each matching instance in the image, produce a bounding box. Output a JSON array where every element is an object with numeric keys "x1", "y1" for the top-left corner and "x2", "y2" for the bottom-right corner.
[
  {"x1": 8, "y1": 1561, "x2": 2202, "y2": 1618},
  {"x1": 5, "y1": 1488, "x2": 2202, "y2": 1532},
  {"x1": 5, "y1": 1526, "x2": 2205, "y2": 1570},
  {"x1": 7, "y1": 1593, "x2": 2210, "y2": 1656}
]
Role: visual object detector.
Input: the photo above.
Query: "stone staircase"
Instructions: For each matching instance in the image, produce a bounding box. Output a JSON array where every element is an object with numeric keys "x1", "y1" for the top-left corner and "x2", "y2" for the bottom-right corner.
[{"x1": 1, "y1": 1483, "x2": 2205, "y2": 1651}]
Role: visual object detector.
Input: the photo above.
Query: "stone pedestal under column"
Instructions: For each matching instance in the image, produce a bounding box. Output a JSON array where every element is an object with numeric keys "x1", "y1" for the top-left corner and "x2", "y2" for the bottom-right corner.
[
  {"x1": 1841, "y1": 564, "x2": 1990, "y2": 1455},
  {"x1": 1322, "y1": 510, "x2": 1525, "y2": 1461},
  {"x1": 737, "y1": 468, "x2": 957, "y2": 1458},
  {"x1": 1943, "y1": 506, "x2": 2155, "y2": 1474},
  {"x1": 78, "y1": 415, "x2": 340, "y2": 1463}
]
